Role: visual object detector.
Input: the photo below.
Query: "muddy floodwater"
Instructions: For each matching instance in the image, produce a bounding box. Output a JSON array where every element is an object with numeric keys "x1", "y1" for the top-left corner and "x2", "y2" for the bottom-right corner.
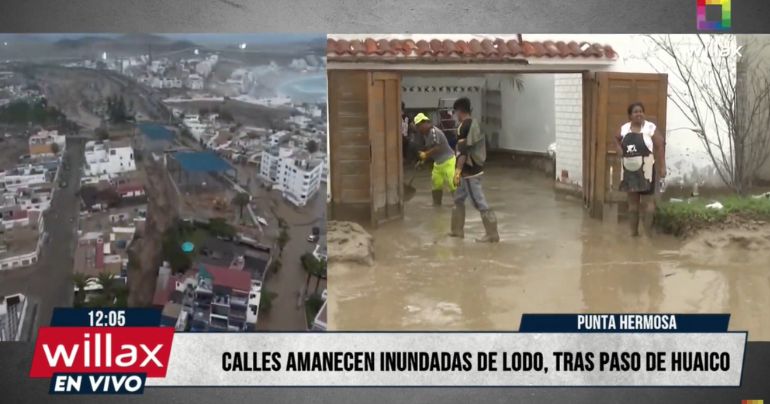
[{"x1": 329, "y1": 167, "x2": 770, "y2": 341}]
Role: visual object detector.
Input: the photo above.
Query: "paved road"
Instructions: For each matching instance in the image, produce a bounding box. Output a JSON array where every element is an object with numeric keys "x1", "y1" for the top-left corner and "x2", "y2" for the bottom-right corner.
[{"x1": 0, "y1": 137, "x2": 85, "y2": 332}]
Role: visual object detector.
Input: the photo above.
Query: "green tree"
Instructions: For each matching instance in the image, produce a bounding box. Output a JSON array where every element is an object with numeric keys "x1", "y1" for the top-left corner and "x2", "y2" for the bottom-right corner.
[
  {"x1": 218, "y1": 110, "x2": 234, "y2": 122},
  {"x1": 97, "y1": 272, "x2": 117, "y2": 304},
  {"x1": 232, "y1": 192, "x2": 250, "y2": 222},
  {"x1": 277, "y1": 228, "x2": 289, "y2": 252},
  {"x1": 305, "y1": 293, "x2": 325, "y2": 328},
  {"x1": 301, "y1": 253, "x2": 325, "y2": 295},
  {"x1": 306, "y1": 140, "x2": 319, "y2": 154},
  {"x1": 259, "y1": 289, "x2": 277, "y2": 313},
  {"x1": 50, "y1": 142, "x2": 60, "y2": 155},
  {"x1": 313, "y1": 259, "x2": 327, "y2": 295},
  {"x1": 95, "y1": 127, "x2": 110, "y2": 141}
]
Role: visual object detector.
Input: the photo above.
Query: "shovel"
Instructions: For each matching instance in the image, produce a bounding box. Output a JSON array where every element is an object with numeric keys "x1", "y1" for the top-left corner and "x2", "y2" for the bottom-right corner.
[{"x1": 403, "y1": 160, "x2": 424, "y2": 202}]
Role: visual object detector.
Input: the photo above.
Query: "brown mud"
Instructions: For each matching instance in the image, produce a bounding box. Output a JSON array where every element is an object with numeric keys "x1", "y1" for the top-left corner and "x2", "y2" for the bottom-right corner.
[{"x1": 328, "y1": 167, "x2": 770, "y2": 340}]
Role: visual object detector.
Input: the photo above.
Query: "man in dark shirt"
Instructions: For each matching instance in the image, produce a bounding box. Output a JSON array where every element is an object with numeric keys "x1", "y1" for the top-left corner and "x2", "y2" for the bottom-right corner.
[{"x1": 449, "y1": 97, "x2": 499, "y2": 243}]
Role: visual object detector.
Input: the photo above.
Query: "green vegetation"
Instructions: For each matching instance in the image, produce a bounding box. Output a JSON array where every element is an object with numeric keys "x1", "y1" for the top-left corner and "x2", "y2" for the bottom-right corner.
[
  {"x1": 259, "y1": 289, "x2": 277, "y2": 314},
  {"x1": 161, "y1": 218, "x2": 237, "y2": 273},
  {"x1": 72, "y1": 272, "x2": 128, "y2": 308},
  {"x1": 95, "y1": 127, "x2": 110, "y2": 141},
  {"x1": 232, "y1": 192, "x2": 250, "y2": 221},
  {"x1": 301, "y1": 252, "x2": 327, "y2": 295},
  {"x1": 305, "y1": 293, "x2": 325, "y2": 328},
  {"x1": 656, "y1": 196, "x2": 770, "y2": 236},
  {"x1": 106, "y1": 95, "x2": 134, "y2": 124},
  {"x1": 50, "y1": 142, "x2": 60, "y2": 155},
  {"x1": 306, "y1": 140, "x2": 319, "y2": 154},
  {"x1": 0, "y1": 99, "x2": 67, "y2": 126}
]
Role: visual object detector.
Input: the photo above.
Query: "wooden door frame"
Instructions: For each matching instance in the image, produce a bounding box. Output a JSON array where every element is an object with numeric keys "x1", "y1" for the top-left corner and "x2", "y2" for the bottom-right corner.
[
  {"x1": 367, "y1": 71, "x2": 403, "y2": 227},
  {"x1": 589, "y1": 71, "x2": 669, "y2": 219}
]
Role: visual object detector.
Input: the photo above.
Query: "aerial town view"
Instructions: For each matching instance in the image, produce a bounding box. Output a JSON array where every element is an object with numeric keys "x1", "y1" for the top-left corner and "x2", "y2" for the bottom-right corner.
[{"x1": 0, "y1": 33, "x2": 328, "y2": 339}]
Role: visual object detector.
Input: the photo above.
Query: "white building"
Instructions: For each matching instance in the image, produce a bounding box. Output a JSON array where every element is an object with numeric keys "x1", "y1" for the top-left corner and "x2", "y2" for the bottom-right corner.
[
  {"x1": 0, "y1": 293, "x2": 29, "y2": 341},
  {"x1": 83, "y1": 140, "x2": 136, "y2": 177},
  {"x1": 187, "y1": 74, "x2": 204, "y2": 90},
  {"x1": 0, "y1": 165, "x2": 49, "y2": 193},
  {"x1": 261, "y1": 145, "x2": 324, "y2": 207}
]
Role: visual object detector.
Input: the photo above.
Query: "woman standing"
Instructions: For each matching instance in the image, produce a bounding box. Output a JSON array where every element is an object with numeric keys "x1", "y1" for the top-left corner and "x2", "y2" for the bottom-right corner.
[{"x1": 615, "y1": 102, "x2": 666, "y2": 237}]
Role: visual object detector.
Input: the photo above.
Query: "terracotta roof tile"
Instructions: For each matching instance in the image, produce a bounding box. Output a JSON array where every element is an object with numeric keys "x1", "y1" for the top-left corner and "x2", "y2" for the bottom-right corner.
[{"x1": 327, "y1": 37, "x2": 618, "y2": 63}]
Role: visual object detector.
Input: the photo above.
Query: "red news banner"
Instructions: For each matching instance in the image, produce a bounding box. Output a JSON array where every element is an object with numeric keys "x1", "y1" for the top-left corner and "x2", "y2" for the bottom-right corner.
[{"x1": 29, "y1": 309, "x2": 174, "y2": 394}]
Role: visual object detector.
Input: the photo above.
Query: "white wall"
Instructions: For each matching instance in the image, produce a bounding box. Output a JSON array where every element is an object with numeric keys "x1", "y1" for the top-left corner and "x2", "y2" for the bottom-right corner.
[
  {"x1": 486, "y1": 74, "x2": 556, "y2": 153},
  {"x1": 401, "y1": 75, "x2": 485, "y2": 119},
  {"x1": 554, "y1": 74, "x2": 584, "y2": 187}
]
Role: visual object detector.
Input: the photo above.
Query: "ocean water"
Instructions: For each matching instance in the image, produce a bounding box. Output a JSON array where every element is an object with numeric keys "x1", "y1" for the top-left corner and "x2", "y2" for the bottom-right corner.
[{"x1": 278, "y1": 74, "x2": 327, "y2": 103}]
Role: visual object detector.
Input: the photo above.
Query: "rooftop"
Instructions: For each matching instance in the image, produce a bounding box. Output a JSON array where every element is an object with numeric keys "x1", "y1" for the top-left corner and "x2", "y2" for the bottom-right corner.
[
  {"x1": 326, "y1": 36, "x2": 618, "y2": 63},
  {"x1": 173, "y1": 151, "x2": 233, "y2": 173},
  {"x1": 0, "y1": 226, "x2": 40, "y2": 259},
  {"x1": 197, "y1": 263, "x2": 252, "y2": 293},
  {"x1": 139, "y1": 123, "x2": 175, "y2": 142}
]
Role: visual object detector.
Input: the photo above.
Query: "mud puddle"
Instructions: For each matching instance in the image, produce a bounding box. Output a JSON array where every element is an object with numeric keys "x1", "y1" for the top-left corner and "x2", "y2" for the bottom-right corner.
[{"x1": 328, "y1": 167, "x2": 770, "y2": 340}]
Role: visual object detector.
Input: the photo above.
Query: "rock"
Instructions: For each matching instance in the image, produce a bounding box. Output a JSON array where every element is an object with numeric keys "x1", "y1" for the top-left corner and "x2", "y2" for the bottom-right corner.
[
  {"x1": 326, "y1": 221, "x2": 375, "y2": 266},
  {"x1": 705, "y1": 201, "x2": 724, "y2": 210}
]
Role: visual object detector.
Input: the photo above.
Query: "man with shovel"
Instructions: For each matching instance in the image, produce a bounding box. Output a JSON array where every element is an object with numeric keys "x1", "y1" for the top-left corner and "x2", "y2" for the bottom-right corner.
[{"x1": 414, "y1": 112, "x2": 456, "y2": 206}]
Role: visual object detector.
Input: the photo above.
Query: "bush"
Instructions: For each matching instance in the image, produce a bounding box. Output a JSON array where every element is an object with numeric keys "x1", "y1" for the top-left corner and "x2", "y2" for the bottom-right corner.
[
  {"x1": 305, "y1": 293, "x2": 325, "y2": 328},
  {"x1": 656, "y1": 196, "x2": 770, "y2": 236},
  {"x1": 260, "y1": 290, "x2": 277, "y2": 313}
]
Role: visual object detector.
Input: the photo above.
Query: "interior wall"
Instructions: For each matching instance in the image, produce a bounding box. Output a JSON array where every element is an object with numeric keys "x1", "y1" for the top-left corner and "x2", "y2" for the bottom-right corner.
[
  {"x1": 487, "y1": 74, "x2": 556, "y2": 153},
  {"x1": 400, "y1": 75, "x2": 485, "y2": 120}
]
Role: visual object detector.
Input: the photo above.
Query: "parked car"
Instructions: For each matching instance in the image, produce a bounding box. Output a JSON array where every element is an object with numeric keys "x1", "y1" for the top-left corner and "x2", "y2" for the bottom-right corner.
[{"x1": 307, "y1": 226, "x2": 320, "y2": 242}]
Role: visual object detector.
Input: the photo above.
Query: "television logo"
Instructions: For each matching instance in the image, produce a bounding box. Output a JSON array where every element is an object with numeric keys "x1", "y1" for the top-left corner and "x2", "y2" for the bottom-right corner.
[
  {"x1": 29, "y1": 325, "x2": 174, "y2": 394},
  {"x1": 697, "y1": 0, "x2": 731, "y2": 31}
]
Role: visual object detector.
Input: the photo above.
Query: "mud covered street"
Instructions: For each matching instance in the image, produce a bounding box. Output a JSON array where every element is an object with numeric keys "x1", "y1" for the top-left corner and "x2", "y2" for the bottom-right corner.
[{"x1": 329, "y1": 166, "x2": 770, "y2": 340}]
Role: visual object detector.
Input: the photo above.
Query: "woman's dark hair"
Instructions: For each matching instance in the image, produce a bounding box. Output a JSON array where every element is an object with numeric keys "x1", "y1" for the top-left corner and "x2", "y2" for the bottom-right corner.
[
  {"x1": 401, "y1": 102, "x2": 406, "y2": 110},
  {"x1": 627, "y1": 102, "x2": 645, "y2": 115},
  {"x1": 453, "y1": 97, "x2": 472, "y2": 114}
]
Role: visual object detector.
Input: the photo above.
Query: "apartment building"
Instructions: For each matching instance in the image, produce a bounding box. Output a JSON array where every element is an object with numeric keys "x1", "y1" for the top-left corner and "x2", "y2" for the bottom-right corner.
[{"x1": 83, "y1": 139, "x2": 136, "y2": 177}]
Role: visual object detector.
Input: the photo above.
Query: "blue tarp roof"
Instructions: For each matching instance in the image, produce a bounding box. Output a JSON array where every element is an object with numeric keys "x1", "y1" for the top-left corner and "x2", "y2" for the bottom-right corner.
[
  {"x1": 173, "y1": 151, "x2": 233, "y2": 173},
  {"x1": 139, "y1": 123, "x2": 175, "y2": 141}
]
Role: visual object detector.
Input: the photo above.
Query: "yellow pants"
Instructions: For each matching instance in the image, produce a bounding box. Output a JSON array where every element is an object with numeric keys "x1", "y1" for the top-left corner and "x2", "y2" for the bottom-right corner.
[{"x1": 431, "y1": 157, "x2": 457, "y2": 192}]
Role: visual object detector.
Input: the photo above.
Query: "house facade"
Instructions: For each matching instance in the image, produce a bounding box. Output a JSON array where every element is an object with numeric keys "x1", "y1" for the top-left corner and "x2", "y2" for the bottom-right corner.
[{"x1": 326, "y1": 34, "x2": 745, "y2": 225}]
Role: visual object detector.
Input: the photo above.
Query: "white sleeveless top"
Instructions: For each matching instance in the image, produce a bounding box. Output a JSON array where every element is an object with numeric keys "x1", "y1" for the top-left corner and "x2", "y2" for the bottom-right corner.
[{"x1": 620, "y1": 120, "x2": 656, "y2": 152}]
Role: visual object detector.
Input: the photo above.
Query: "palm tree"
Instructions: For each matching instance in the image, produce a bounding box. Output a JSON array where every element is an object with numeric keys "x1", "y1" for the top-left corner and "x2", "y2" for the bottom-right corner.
[
  {"x1": 72, "y1": 272, "x2": 89, "y2": 306},
  {"x1": 313, "y1": 259, "x2": 327, "y2": 295},
  {"x1": 301, "y1": 253, "x2": 318, "y2": 295},
  {"x1": 232, "y1": 192, "x2": 250, "y2": 221},
  {"x1": 97, "y1": 272, "x2": 116, "y2": 305}
]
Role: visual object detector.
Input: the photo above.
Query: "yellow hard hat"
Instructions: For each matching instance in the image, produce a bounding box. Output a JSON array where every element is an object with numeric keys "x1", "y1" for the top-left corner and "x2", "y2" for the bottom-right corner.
[{"x1": 413, "y1": 113, "x2": 431, "y2": 125}]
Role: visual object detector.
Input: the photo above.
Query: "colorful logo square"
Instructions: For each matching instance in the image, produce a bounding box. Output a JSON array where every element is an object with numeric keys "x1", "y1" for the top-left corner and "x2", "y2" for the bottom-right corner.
[{"x1": 697, "y1": 0, "x2": 731, "y2": 31}]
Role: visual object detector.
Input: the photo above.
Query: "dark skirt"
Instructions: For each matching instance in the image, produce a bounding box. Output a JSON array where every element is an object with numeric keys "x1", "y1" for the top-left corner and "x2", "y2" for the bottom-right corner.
[{"x1": 620, "y1": 165, "x2": 656, "y2": 195}]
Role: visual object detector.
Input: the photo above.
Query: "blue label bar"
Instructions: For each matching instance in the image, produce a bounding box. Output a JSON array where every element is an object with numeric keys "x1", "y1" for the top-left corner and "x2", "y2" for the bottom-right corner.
[
  {"x1": 49, "y1": 373, "x2": 146, "y2": 395},
  {"x1": 50, "y1": 308, "x2": 162, "y2": 327},
  {"x1": 519, "y1": 314, "x2": 731, "y2": 333}
]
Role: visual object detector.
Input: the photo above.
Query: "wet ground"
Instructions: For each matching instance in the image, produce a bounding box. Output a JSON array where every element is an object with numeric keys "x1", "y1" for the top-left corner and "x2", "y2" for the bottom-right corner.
[
  {"x1": 329, "y1": 166, "x2": 770, "y2": 341},
  {"x1": 232, "y1": 164, "x2": 327, "y2": 331}
]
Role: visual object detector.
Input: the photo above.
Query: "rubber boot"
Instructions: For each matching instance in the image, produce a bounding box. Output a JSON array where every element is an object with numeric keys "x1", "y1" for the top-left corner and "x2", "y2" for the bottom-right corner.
[
  {"x1": 628, "y1": 210, "x2": 640, "y2": 237},
  {"x1": 449, "y1": 204, "x2": 465, "y2": 238},
  {"x1": 641, "y1": 208, "x2": 655, "y2": 238},
  {"x1": 432, "y1": 190, "x2": 443, "y2": 206},
  {"x1": 476, "y1": 210, "x2": 500, "y2": 243}
]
